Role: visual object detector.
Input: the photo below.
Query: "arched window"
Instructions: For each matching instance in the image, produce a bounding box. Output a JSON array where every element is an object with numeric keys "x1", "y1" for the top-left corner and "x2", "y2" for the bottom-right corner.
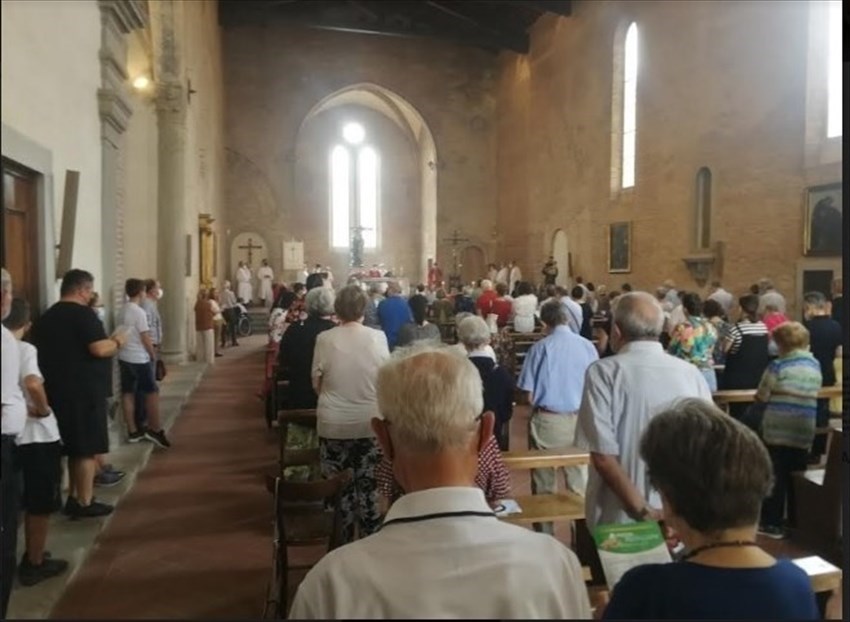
[
  {"x1": 330, "y1": 122, "x2": 380, "y2": 249},
  {"x1": 621, "y1": 22, "x2": 639, "y2": 189},
  {"x1": 695, "y1": 167, "x2": 712, "y2": 249},
  {"x1": 826, "y1": 0, "x2": 841, "y2": 137}
]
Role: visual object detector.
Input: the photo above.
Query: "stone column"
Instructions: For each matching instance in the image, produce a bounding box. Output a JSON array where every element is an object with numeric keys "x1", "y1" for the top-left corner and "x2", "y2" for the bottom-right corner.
[{"x1": 156, "y1": 80, "x2": 188, "y2": 362}]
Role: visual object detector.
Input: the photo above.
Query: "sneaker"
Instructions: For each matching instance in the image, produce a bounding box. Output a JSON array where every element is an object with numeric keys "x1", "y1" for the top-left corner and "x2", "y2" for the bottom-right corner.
[
  {"x1": 127, "y1": 430, "x2": 146, "y2": 444},
  {"x1": 18, "y1": 555, "x2": 69, "y2": 587},
  {"x1": 69, "y1": 499, "x2": 114, "y2": 519},
  {"x1": 94, "y1": 469, "x2": 125, "y2": 488},
  {"x1": 144, "y1": 428, "x2": 171, "y2": 449},
  {"x1": 101, "y1": 464, "x2": 125, "y2": 477},
  {"x1": 62, "y1": 496, "x2": 80, "y2": 516},
  {"x1": 758, "y1": 525, "x2": 787, "y2": 540},
  {"x1": 215, "y1": 352, "x2": 223, "y2": 357}
]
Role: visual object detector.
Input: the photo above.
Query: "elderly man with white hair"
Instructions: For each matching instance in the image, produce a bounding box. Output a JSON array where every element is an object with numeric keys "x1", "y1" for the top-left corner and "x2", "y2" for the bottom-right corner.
[
  {"x1": 290, "y1": 346, "x2": 591, "y2": 619},
  {"x1": 757, "y1": 277, "x2": 787, "y2": 316},
  {"x1": 575, "y1": 292, "x2": 713, "y2": 534}
]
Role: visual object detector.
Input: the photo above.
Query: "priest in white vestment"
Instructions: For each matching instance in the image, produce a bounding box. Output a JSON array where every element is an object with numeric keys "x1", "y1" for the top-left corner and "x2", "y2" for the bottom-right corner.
[
  {"x1": 298, "y1": 264, "x2": 310, "y2": 285},
  {"x1": 257, "y1": 259, "x2": 274, "y2": 306},
  {"x1": 508, "y1": 262, "x2": 522, "y2": 294},
  {"x1": 236, "y1": 261, "x2": 253, "y2": 304}
]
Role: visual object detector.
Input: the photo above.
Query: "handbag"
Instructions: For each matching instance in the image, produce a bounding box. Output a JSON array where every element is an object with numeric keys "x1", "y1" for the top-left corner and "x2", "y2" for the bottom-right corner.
[{"x1": 155, "y1": 358, "x2": 167, "y2": 381}]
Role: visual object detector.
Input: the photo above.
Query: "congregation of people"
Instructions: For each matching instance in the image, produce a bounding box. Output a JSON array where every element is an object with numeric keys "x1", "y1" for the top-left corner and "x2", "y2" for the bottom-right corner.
[
  {"x1": 256, "y1": 258, "x2": 841, "y2": 619},
  {"x1": 1, "y1": 252, "x2": 842, "y2": 619}
]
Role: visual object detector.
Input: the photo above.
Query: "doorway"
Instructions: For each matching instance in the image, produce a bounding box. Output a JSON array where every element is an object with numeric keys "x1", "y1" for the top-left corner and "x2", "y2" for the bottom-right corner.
[
  {"x1": 2, "y1": 158, "x2": 40, "y2": 312},
  {"x1": 552, "y1": 229, "x2": 569, "y2": 287}
]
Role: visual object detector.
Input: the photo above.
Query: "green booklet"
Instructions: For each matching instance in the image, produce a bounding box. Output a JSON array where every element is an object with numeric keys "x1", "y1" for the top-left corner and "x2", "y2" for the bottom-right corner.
[{"x1": 593, "y1": 521, "x2": 672, "y2": 589}]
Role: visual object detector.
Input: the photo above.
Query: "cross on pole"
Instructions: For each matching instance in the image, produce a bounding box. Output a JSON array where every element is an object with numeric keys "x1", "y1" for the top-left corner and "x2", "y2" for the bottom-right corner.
[
  {"x1": 441, "y1": 229, "x2": 470, "y2": 278},
  {"x1": 238, "y1": 237, "x2": 263, "y2": 265}
]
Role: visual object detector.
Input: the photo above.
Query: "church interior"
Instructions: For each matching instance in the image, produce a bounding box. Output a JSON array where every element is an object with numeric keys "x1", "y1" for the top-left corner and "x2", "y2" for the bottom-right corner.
[{"x1": 0, "y1": 0, "x2": 845, "y2": 619}]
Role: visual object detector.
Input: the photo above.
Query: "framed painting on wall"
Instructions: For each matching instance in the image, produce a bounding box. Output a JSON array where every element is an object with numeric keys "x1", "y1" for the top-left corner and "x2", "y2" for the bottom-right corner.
[
  {"x1": 804, "y1": 182, "x2": 842, "y2": 256},
  {"x1": 607, "y1": 222, "x2": 631, "y2": 273}
]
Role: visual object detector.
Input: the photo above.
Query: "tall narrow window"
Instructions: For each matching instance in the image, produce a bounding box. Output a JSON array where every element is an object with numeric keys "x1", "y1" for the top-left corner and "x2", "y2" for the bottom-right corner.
[
  {"x1": 622, "y1": 23, "x2": 639, "y2": 189},
  {"x1": 330, "y1": 146, "x2": 350, "y2": 248},
  {"x1": 826, "y1": 0, "x2": 841, "y2": 137},
  {"x1": 329, "y1": 122, "x2": 381, "y2": 249},
  {"x1": 695, "y1": 167, "x2": 712, "y2": 249}
]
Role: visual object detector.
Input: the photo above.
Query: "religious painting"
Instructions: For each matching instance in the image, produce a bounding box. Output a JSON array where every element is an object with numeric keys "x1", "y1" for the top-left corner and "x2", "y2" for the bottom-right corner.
[
  {"x1": 804, "y1": 182, "x2": 842, "y2": 256},
  {"x1": 282, "y1": 240, "x2": 304, "y2": 270},
  {"x1": 607, "y1": 222, "x2": 631, "y2": 273}
]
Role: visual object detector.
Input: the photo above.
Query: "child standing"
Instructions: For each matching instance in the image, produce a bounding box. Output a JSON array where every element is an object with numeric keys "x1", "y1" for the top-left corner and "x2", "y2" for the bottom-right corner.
[
  {"x1": 2, "y1": 299, "x2": 68, "y2": 585},
  {"x1": 754, "y1": 322, "x2": 822, "y2": 539}
]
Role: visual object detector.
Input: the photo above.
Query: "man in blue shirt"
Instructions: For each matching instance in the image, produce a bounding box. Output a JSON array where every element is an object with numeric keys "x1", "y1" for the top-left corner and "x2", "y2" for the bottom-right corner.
[
  {"x1": 377, "y1": 283, "x2": 413, "y2": 350},
  {"x1": 518, "y1": 300, "x2": 598, "y2": 534}
]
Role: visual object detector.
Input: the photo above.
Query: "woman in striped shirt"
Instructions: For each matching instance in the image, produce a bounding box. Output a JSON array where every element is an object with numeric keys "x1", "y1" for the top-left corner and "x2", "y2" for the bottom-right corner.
[
  {"x1": 754, "y1": 322, "x2": 822, "y2": 539},
  {"x1": 721, "y1": 294, "x2": 770, "y2": 420}
]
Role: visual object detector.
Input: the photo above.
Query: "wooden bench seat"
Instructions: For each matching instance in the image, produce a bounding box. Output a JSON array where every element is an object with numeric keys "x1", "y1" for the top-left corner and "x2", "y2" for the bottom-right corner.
[
  {"x1": 499, "y1": 492, "x2": 584, "y2": 525},
  {"x1": 713, "y1": 385, "x2": 842, "y2": 404},
  {"x1": 502, "y1": 447, "x2": 590, "y2": 469}
]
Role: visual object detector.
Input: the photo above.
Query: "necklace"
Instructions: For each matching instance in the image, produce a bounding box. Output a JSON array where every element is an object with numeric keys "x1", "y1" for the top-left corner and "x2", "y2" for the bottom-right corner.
[{"x1": 680, "y1": 540, "x2": 759, "y2": 562}]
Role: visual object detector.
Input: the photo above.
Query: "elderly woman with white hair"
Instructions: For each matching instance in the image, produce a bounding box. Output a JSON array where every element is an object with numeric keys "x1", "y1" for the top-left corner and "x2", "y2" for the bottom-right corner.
[
  {"x1": 278, "y1": 287, "x2": 337, "y2": 410},
  {"x1": 457, "y1": 315, "x2": 515, "y2": 450},
  {"x1": 312, "y1": 285, "x2": 390, "y2": 542}
]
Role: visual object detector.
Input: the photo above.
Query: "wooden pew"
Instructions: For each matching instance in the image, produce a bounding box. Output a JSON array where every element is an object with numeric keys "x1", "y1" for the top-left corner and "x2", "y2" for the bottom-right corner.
[
  {"x1": 712, "y1": 385, "x2": 843, "y2": 405},
  {"x1": 791, "y1": 428, "x2": 842, "y2": 564},
  {"x1": 499, "y1": 447, "x2": 590, "y2": 526}
]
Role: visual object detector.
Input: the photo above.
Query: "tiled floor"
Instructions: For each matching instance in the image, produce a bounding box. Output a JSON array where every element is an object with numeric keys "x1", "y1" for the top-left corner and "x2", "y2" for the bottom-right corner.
[{"x1": 45, "y1": 337, "x2": 842, "y2": 619}]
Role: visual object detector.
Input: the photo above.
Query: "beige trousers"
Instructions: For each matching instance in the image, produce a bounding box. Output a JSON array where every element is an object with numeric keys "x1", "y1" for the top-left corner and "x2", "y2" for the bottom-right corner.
[
  {"x1": 528, "y1": 410, "x2": 588, "y2": 535},
  {"x1": 196, "y1": 329, "x2": 215, "y2": 364}
]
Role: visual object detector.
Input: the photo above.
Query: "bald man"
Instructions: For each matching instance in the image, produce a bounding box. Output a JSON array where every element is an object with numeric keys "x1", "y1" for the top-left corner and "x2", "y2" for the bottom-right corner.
[{"x1": 575, "y1": 292, "x2": 712, "y2": 531}]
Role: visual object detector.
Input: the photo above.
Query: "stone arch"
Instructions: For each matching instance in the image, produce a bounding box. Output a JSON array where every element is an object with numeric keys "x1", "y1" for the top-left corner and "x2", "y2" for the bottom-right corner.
[
  {"x1": 296, "y1": 83, "x2": 437, "y2": 284},
  {"x1": 552, "y1": 229, "x2": 569, "y2": 287}
]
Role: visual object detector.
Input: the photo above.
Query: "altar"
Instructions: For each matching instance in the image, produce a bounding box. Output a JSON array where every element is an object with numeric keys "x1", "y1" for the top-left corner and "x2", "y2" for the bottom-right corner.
[{"x1": 356, "y1": 275, "x2": 411, "y2": 297}]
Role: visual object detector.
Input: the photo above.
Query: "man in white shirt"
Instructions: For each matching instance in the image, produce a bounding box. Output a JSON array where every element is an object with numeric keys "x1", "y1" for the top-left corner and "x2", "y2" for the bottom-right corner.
[
  {"x1": 1, "y1": 268, "x2": 26, "y2": 617},
  {"x1": 556, "y1": 285, "x2": 584, "y2": 334},
  {"x1": 575, "y1": 292, "x2": 712, "y2": 532},
  {"x1": 707, "y1": 280, "x2": 734, "y2": 316},
  {"x1": 118, "y1": 279, "x2": 170, "y2": 449},
  {"x1": 291, "y1": 346, "x2": 591, "y2": 620},
  {"x1": 3, "y1": 297, "x2": 69, "y2": 586}
]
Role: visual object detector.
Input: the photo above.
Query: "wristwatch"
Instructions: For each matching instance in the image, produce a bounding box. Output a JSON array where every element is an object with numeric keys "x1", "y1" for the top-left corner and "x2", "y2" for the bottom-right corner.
[
  {"x1": 38, "y1": 408, "x2": 53, "y2": 418},
  {"x1": 632, "y1": 506, "x2": 651, "y2": 521}
]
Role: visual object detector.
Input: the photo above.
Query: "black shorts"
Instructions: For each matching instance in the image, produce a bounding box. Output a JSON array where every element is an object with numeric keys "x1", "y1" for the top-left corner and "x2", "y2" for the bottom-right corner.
[
  {"x1": 54, "y1": 397, "x2": 109, "y2": 458},
  {"x1": 119, "y1": 360, "x2": 157, "y2": 395},
  {"x1": 16, "y1": 442, "x2": 62, "y2": 515}
]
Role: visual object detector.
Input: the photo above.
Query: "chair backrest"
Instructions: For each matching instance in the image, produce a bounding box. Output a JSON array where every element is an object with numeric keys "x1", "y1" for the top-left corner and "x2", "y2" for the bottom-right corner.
[{"x1": 821, "y1": 428, "x2": 841, "y2": 493}]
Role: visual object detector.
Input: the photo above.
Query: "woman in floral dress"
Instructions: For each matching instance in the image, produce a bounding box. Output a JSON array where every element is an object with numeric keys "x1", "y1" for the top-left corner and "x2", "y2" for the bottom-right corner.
[{"x1": 668, "y1": 292, "x2": 719, "y2": 392}]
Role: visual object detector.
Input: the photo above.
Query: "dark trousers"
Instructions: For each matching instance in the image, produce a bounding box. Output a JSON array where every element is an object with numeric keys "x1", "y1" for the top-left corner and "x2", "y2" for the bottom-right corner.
[
  {"x1": 1, "y1": 435, "x2": 20, "y2": 619},
  {"x1": 809, "y1": 398, "x2": 830, "y2": 458},
  {"x1": 761, "y1": 444, "x2": 808, "y2": 529},
  {"x1": 222, "y1": 308, "x2": 238, "y2": 346},
  {"x1": 495, "y1": 420, "x2": 510, "y2": 451},
  {"x1": 133, "y1": 359, "x2": 157, "y2": 431}
]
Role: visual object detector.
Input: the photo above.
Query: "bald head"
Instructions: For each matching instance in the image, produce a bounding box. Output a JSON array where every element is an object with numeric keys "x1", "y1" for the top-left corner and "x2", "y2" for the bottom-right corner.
[{"x1": 613, "y1": 291, "x2": 665, "y2": 342}]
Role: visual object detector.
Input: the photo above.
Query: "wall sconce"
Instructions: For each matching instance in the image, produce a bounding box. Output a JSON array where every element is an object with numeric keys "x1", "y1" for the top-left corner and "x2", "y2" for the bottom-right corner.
[{"x1": 132, "y1": 75, "x2": 151, "y2": 90}]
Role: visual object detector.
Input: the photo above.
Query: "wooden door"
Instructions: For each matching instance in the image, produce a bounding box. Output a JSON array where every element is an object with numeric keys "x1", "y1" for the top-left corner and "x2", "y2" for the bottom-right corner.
[
  {"x1": 460, "y1": 245, "x2": 485, "y2": 287},
  {"x1": 2, "y1": 159, "x2": 40, "y2": 312}
]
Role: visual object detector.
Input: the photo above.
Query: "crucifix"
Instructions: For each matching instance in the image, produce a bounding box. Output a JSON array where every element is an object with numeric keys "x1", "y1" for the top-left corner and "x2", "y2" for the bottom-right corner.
[
  {"x1": 238, "y1": 237, "x2": 263, "y2": 265},
  {"x1": 441, "y1": 229, "x2": 470, "y2": 279}
]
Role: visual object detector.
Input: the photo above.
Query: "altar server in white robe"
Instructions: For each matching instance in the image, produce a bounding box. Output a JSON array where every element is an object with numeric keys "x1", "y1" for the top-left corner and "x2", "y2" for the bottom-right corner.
[
  {"x1": 236, "y1": 261, "x2": 253, "y2": 304},
  {"x1": 496, "y1": 263, "x2": 509, "y2": 286},
  {"x1": 257, "y1": 259, "x2": 274, "y2": 306}
]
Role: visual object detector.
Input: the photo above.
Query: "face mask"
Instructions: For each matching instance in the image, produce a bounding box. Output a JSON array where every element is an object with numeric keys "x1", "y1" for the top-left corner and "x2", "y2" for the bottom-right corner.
[{"x1": 157, "y1": 288, "x2": 165, "y2": 300}]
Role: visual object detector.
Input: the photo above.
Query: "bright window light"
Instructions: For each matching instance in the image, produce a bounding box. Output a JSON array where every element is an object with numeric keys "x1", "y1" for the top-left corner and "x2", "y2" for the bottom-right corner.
[
  {"x1": 358, "y1": 147, "x2": 379, "y2": 249},
  {"x1": 622, "y1": 22, "x2": 638, "y2": 189},
  {"x1": 330, "y1": 146, "x2": 350, "y2": 248},
  {"x1": 342, "y1": 122, "x2": 365, "y2": 145}
]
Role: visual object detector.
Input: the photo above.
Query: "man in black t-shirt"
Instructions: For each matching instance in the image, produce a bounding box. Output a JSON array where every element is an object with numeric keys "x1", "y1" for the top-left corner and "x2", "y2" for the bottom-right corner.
[
  {"x1": 802, "y1": 291, "x2": 843, "y2": 460},
  {"x1": 30, "y1": 269, "x2": 127, "y2": 519}
]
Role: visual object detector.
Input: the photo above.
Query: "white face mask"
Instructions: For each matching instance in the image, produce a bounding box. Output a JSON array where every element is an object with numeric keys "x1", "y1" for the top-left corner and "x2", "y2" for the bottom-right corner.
[{"x1": 157, "y1": 288, "x2": 165, "y2": 300}]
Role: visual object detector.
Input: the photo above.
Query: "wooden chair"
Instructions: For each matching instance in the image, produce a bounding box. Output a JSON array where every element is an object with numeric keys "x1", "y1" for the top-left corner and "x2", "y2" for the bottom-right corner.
[
  {"x1": 263, "y1": 469, "x2": 353, "y2": 619},
  {"x1": 277, "y1": 409, "x2": 319, "y2": 475},
  {"x1": 791, "y1": 428, "x2": 842, "y2": 564}
]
